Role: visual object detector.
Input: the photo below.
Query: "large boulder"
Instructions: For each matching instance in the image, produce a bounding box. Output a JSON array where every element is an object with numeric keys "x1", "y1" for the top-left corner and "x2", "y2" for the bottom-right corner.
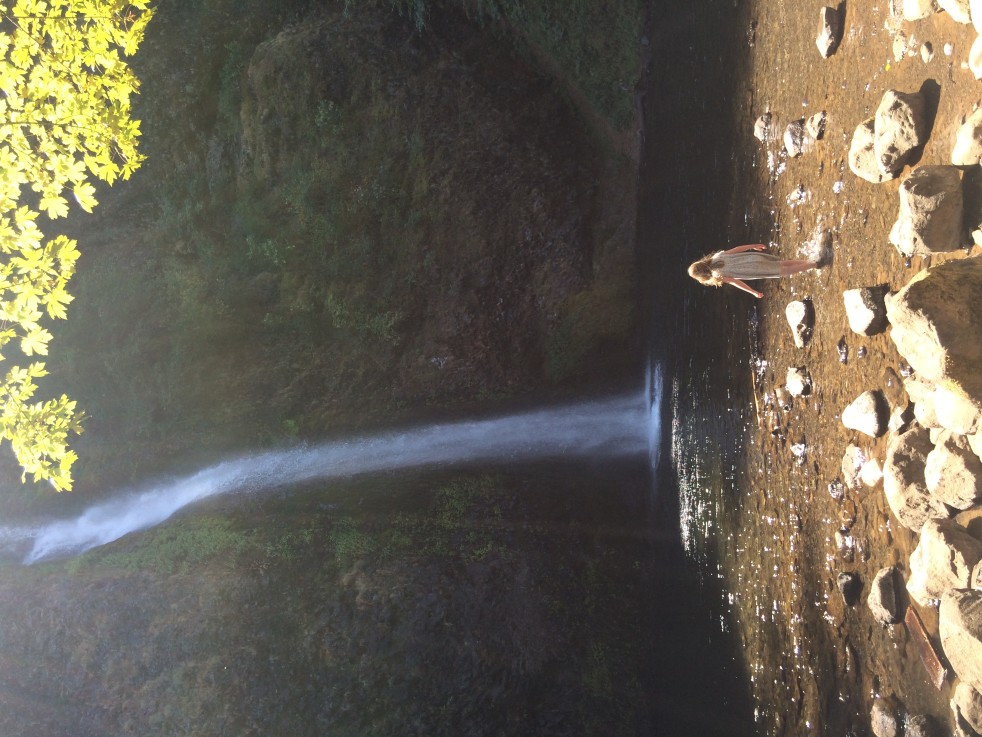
[
  {"x1": 925, "y1": 433, "x2": 982, "y2": 509},
  {"x1": 952, "y1": 681, "x2": 982, "y2": 736},
  {"x1": 842, "y1": 390, "x2": 889, "y2": 437},
  {"x1": 883, "y1": 426, "x2": 951, "y2": 530},
  {"x1": 939, "y1": 0, "x2": 974, "y2": 22},
  {"x1": 908, "y1": 519, "x2": 982, "y2": 605},
  {"x1": 940, "y1": 588, "x2": 982, "y2": 692},
  {"x1": 889, "y1": 166, "x2": 964, "y2": 257},
  {"x1": 875, "y1": 90, "x2": 930, "y2": 178},
  {"x1": 887, "y1": 257, "x2": 982, "y2": 403},
  {"x1": 904, "y1": 0, "x2": 939, "y2": 20}
]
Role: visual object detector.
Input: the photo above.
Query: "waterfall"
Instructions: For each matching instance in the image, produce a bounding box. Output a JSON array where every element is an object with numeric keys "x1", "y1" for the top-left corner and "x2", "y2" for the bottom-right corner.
[{"x1": 7, "y1": 365, "x2": 664, "y2": 564}]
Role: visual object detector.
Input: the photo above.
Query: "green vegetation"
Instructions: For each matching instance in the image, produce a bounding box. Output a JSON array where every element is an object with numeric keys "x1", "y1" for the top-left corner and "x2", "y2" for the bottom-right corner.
[{"x1": 0, "y1": 0, "x2": 152, "y2": 490}]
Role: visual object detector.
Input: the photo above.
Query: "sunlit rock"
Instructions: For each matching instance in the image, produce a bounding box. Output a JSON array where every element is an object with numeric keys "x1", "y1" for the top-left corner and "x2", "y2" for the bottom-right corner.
[
  {"x1": 806, "y1": 110, "x2": 827, "y2": 140},
  {"x1": 786, "y1": 366, "x2": 811, "y2": 397},
  {"x1": 862, "y1": 457, "x2": 885, "y2": 487},
  {"x1": 888, "y1": 257, "x2": 982, "y2": 401},
  {"x1": 784, "y1": 118, "x2": 807, "y2": 157},
  {"x1": 842, "y1": 443, "x2": 866, "y2": 490},
  {"x1": 941, "y1": 588, "x2": 982, "y2": 692},
  {"x1": 904, "y1": 0, "x2": 940, "y2": 20},
  {"x1": 849, "y1": 118, "x2": 891, "y2": 183},
  {"x1": 754, "y1": 112, "x2": 773, "y2": 142},
  {"x1": 785, "y1": 299, "x2": 814, "y2": 348},
  {"x1": 952, "y1": 681, "x2": 982, "y2": 736},
  {"x1": 842, "y1": 390, "x2": 889, "y2": 437},
  {"x1": 952, "y1": 108, "x2": 982, "y2": 164},
  {"x1": 925, "y1": 432, "x2": 982, "y2": 510},
  {"x1": 816, "y1": 6, "x2": 842, "y2": 57},
  {"x1": 884, "y1": 426, "x2": 951, "y2": 530},
  {"x1": 971, "y1": 35, "x2": 982, "y2": 80},
  {"x1": 921, "y1": 41, "x2": 935, "y2": 63},
  {"x1": 868, "y1": 566, "x2": 905, "y2": 625},
  {"x1": 906, "y1": 376, "x2": 942, "y2": 429},
  {"x1": 875, "y1": 90, "x2": 930, "y2": 178},
  {"x1": 908, "y1": 520, "x2": 982, "y2": 605},
  {"x1": 843, "y1": 286, "x2": 888, "y2": 336},
  {"x1": 889, "y1": 166, "x2": 964, "y2": 257},
  {"x1": 935, "y1": 382, "x2": 982, "y2": 435},
  {"x1": 973, "y1": 0, "x2": 982, "y2": 31},
  {"x1": 939, "y1": 0, "x2": 974, "y2": 23}
]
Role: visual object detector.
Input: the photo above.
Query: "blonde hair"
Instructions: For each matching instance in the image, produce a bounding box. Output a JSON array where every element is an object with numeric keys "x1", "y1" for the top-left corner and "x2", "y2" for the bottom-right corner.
[{"x1": 688, "y1": 254, "x2": 722, "y2": 287}]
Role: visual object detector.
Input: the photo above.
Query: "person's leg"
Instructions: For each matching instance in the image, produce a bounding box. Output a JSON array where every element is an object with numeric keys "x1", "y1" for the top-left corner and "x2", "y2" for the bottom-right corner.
[{"x1": 779, "y1": 259, "x2": 818, "y2": 277}]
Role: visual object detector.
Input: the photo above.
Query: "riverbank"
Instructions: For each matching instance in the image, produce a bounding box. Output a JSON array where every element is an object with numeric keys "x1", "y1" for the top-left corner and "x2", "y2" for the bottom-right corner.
[{"x1": 681, "y1": 3, "x2": 982, "y2": 734}]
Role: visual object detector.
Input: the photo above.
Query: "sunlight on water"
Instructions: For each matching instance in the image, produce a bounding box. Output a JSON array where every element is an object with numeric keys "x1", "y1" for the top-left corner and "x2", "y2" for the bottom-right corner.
[{"x1": 5, "y1": 373, "x2": 667, "y2": 564}]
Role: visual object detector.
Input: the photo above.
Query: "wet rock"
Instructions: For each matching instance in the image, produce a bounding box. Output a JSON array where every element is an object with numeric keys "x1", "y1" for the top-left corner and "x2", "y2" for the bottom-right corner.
[
  {"x1": 863, "y1": 458, "x2": 885, "y2": 487},
  {"x1": 889, "y1": 166, "x2": 965, "y2": 257},
  {"x1": 907, "y1": 376, "x2": 942, "y2": 429},
  {"x1": 952, "y1": 108, "x2": 982, "y2": 165},
  {"x1": 850, "y1": 118, "x2": 892, "y2": 183},
  {"x1": 888, "y1": 257, "x2": 982, "y2": 402},
  {"x1": 868, "y1": 566, "x2": 905, "y2": 625},
  {"x1": 952, "y1": 681, "x2": 982, "y2": 735},
  {"x1": 754, "y1": 112, "x2": 773, "y2": 142},
  {"x1": 874, "y1": 90, "x2": 930, "y2": 179},
  {"x1": 939, "y1": 0, "x2": 974, "y2": 23},
  {"x1": 926, "y1": 433, "x2": 982, "y2": 509},
  {"x1": 786, "y1": 299, "x2": 815, "y2": 348},
  {"x1": 816, "y1": 6, "x2": 841, "y2": 57},
  {"x1": 837, "y1": 336, "x2": 849, "y2": 363},
  {"x1": 941, "y1": 588, "x2": 982, "y2": 692},
  {"x1": 786, "y1": 366, "x2": 811, "y2": 397},
  {"x1": 842, "y1": 443, "x2": 867, "y2": 490},
  {"x1": 904, "y1": 0, "x2": 939, "y2": 20},
  {"x1": 843, "y1": 286, "x2": 888, "y2": 336},
  {"x1": 836, "y1": 529, "x2": 856, "y2": 562},
  {"x1": 784, "y1": 118, "x2": 807, "y2": 157},
  {"x1": 871, "y1": 696, "x2": 903, "y2": 737},
  {"x1": 935, "y1": 383, "x2": 982, "y2": 435},
  {"x1": 774, "y1": 385, "x2": 793, "y2": 411},
  {"x1": 806, "y1": 110, "x2": 827, "y2": 140},
  {"x1": 884, "y1": 426, "x2": 951, "y2": 531},
  {"x1": 842, "y1": 390, "x2": 889, "y2": 437},
  {"x1": 908, "y1": 519, "x2": 982, "y2": 606},
  {"x1": 838, "y1": 571, "x2": 862, "y2": 605}
]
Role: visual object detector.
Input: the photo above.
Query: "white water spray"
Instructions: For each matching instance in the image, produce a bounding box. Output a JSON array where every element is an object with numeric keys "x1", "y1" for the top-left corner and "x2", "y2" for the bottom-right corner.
[{"x1": 8, "y1": 367, "x2": 664, "y2": 564}]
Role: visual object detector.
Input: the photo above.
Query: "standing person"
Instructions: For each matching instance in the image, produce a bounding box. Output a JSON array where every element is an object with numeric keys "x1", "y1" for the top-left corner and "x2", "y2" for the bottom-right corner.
[{"x1": 687, "y1": 244, "x2": 820, "y2": 298}]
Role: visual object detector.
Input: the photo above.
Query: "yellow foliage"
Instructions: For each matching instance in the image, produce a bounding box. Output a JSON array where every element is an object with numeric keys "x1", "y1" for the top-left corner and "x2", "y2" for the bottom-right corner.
[{"x1": 0, "y1": 0, "x2": 153, "y2": 490}]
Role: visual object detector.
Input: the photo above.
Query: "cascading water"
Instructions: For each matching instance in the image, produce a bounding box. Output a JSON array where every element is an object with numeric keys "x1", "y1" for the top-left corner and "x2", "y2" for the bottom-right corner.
[{"x1": 5, "y1": 364, "x2": 665, "y2": 564}]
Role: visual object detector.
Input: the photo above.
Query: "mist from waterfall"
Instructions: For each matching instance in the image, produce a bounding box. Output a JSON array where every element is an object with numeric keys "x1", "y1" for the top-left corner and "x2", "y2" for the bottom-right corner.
[{"x1": 8, "y1": 366, "x2": 664, "y2": 564}]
